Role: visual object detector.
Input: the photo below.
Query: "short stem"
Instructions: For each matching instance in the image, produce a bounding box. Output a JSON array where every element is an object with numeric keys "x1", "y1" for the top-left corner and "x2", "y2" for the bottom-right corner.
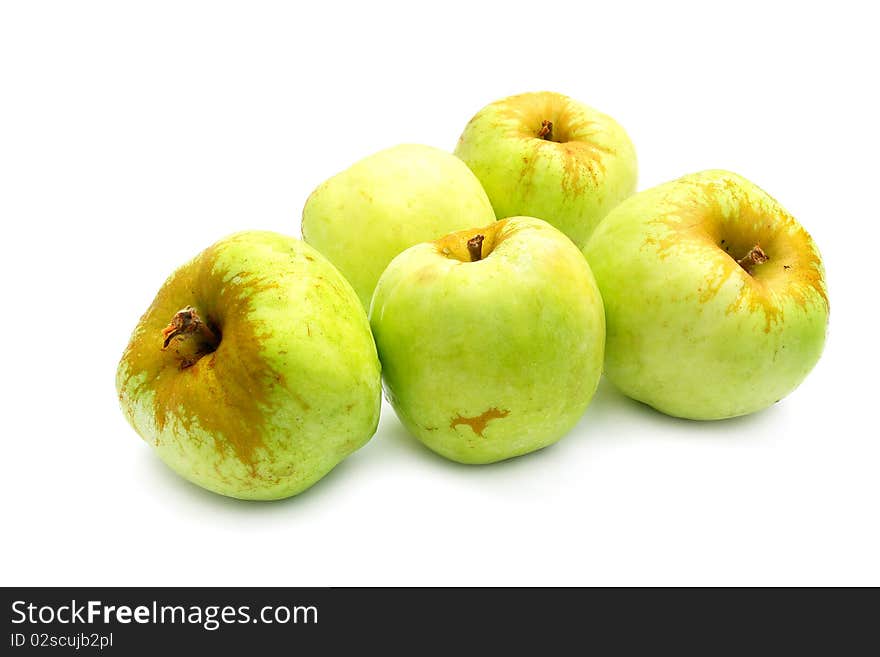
[
  {"x1": 538, "y1": 120, "x2": 553, "y2": 141},
  {"x1": 467, "y1": 234, "x2": 485, "y2": 262},
  {"x1": 162, "y1": 306, "x2": 220, "y2": 351},
  {"x1": 736, "y1": 244, "x2": 770, "y2": 273}
]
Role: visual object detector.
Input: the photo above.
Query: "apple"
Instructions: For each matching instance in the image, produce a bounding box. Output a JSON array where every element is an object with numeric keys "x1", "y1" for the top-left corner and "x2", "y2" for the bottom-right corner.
[
  {"x1": 370, "y1": 216, "x2": 605, "y2": 464},
  {"x1": 584, "y1": 170, "x2": 829, "y2": 420},
  {"x1": 454, "y1": 91, "x2": 637, "y2": 248},
  {"x1": 116, "y1": 231, "x2": 382, "y2": 500},
  {"x1": 302, "y1": 143, "x2": 496, "y2": 310}
]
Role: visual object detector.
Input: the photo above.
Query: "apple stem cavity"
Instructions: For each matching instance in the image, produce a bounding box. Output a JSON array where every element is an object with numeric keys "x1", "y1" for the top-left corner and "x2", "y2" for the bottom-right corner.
[
  {"x1": 736, "y1": 244, "x2": 770, "y2": 274},
  {"x1": 466, "y1": 234, "x2": 485, "y2": 262},
  {"x1": 161, "y1": 306, "x2": 220, "y2": 366},
  {"x1": 538, "y1": 120, "x2": 553, "y2": 141}
]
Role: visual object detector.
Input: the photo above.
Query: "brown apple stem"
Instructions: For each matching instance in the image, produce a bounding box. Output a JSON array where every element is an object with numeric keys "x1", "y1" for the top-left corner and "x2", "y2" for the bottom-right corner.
[
  {"x1": 736, "y1": 244, "x2": 770, "y2": 273},
  {"x1": 161, "y1": 306, "x2": 220, "y2": 351},
  {"x1": 538, "y1": 120, "x2": 553, "y2": 141},
  {"x1": 467, "y1": 234, "x2": 485, "y2": 262}
]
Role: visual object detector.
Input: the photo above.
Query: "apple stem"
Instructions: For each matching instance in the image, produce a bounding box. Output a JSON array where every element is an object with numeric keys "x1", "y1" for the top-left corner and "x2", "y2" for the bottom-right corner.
[
  {"x1": 161, "y1": 306, "x2": 220, "y2": 357},
  {"x1": 467, "y1": 234, "x2": 485, "y2": 262},
  {"x1": 538, "y1": 120, "x2": 553, "y2": 141},
  {"x1": 736, "y1": 244, "x2": 770, "y2": 273}
]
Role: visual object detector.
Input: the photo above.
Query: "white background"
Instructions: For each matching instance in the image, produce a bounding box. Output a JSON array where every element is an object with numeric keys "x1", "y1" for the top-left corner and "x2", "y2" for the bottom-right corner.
[{"x1": 1, "y1": 1, "x2": 877, "y2": 586}]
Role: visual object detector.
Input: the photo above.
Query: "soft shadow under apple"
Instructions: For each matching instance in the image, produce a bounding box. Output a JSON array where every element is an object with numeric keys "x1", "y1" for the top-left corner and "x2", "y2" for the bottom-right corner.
[
  {"x1": 591, "y1": 376, "x2": 782, "y2": 440},
  {"x1": 140, "y1": 446, "x2": 360, "y2": 514}
]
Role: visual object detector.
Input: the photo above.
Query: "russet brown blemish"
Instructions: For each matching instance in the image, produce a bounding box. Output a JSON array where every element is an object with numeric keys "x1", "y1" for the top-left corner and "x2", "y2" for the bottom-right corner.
[
  {"x1": 450, "y1": 408, "x2": 510, "y2": 437},
  {"x1": 493, "y1": 92, "x2": 615, "y2": 200},
  {"x1": 645, "y1": 179, "x2": 828, "y2": 333},
  {"x1": 118, "y1": 236, "x2": 296, "y2": 469}
]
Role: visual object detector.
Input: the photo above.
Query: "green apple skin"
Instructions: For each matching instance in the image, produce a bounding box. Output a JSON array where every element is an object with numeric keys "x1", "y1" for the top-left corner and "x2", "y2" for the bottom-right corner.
[
  {"x1": 584, "y1": 170, "x2": 829, "y2": 420},
  {"x1": 116, "y1": 231, "x2": 381, "y2": 500},
  {"x1": 370, "y1": 217, "x2": 605, "y2": 464},
  {"x1": 302, "y1": 144, "x2": 496, "y2": 310},
  {"x1": 454, "y1": 91, "x2": 637, "y2": 248}
]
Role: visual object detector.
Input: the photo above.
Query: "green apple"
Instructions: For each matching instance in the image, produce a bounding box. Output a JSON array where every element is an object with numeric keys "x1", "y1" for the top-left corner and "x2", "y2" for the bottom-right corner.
[
  {"x1": 454, "y1": 91, "x2": 637, "y2": 248},
  {"x1": 302, "y1": 144, "x2": 496, "y2": 310},
  {"x1": 370, "y1": 216, "x2": 605, "y2": 464},
  {"x1": 584, "y1": 170, "x2": 829, "y2": 420},
  {"x1": 116, "y1": 231, "x2": 382, "y2": 500}
]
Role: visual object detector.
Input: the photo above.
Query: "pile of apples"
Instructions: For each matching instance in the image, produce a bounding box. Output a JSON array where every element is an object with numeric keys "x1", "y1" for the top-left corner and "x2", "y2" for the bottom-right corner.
[{"x1": 117, "y1": 91, "x2": 829, "y2": 500}]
